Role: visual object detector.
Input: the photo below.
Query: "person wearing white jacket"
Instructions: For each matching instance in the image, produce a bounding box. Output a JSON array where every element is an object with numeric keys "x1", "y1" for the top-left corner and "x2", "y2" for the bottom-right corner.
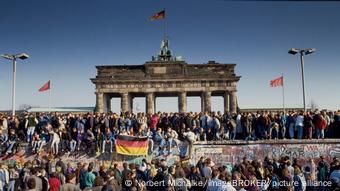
[{"x1": 50, "y1": 129, "x2": 60, "y2": 155}]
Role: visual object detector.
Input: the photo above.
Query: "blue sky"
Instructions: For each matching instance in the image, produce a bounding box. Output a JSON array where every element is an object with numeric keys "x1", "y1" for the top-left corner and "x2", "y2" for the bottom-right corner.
[{"x1": 0, "y1": 0, "x2": 339, "y2": 112}]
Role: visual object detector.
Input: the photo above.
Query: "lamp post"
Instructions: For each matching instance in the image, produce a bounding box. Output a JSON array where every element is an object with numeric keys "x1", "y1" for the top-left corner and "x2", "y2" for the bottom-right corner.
[
  {"x1": 288, "y1": 48, "x2": 316, "y2": 112},
  {"x1": 1, "y1": 53, "x2": 29, "y2": 116}
]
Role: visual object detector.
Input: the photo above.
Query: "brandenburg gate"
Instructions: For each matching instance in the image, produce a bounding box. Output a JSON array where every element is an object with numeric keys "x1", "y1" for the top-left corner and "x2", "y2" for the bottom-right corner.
[{"x1": 91, "y1": 39, "x2": 241, "y2": 114}]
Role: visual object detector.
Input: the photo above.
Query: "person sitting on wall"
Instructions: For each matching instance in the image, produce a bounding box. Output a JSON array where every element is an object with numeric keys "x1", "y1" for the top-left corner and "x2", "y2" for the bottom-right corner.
[
  {"x1": 32, "y1": 131, "x2": 42, "y2": 153},
  {"x1": 5, "y1": 128, "x2": 17, "y2": 155},
  {"x1": 102, "y1": 127, "x2": 115, "y2": 153},
  {"x1": 0, "y1": 129, "x2": 8, "y2": 154}
]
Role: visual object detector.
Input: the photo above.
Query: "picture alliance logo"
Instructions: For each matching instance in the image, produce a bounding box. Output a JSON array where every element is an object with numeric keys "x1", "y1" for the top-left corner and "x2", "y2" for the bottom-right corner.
[{"x1": 228, "y1": 180, "x2": 333, "y2": 188}]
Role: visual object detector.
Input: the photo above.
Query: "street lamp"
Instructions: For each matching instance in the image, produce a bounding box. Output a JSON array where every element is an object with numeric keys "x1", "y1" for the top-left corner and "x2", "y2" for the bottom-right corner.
[
  {"x1": 288, "y1": 48, "x2": 316, "y2": 112},
  {"x1": 1, "y1": 53, "x2": 29, "y2": 116}
]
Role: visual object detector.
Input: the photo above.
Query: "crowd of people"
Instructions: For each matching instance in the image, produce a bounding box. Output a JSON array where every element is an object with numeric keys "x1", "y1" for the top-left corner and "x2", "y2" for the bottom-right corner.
[
  {"x1": 0, "y1": 110, "x2": 339, "y2": 191},
  {"x1": 0, "y1": 110, "x2": 340, "y2": 156},
  {"x1": 0, "y1": 154, "x2": 340, "y2": 191}
]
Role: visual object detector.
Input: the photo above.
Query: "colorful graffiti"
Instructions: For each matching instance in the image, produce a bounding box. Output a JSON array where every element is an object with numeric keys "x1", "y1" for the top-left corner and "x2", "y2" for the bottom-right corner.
[
  {"x1": 2, "y1": 141, "x2": 339, "y2": 170},
  {"x1": 192, "y1": 142, "x2": 340, "y2": 167}
]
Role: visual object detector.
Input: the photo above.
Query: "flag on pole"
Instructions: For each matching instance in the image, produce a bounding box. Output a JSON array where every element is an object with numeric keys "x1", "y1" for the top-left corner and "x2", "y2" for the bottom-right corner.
[
  {"x1": 270, "y1": 76, "x2": 283, "y2": 87},
  {"x1": 149, "y1": 10, "x2": 165, "y2": 21},
  {"x1": 39, "y1": 80, "x2": 50, "y2": 92}
]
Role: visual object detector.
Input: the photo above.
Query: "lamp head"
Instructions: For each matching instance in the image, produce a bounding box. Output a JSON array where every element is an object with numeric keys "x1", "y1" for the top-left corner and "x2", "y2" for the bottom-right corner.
[
  {"x1": 288, "y1": 48, "x2": 299, "y2": 55},
  {"x1": 1, "y1": 54, "x2": 14, "y2": 60},
  {"x1": 304, "y1": 48, "x2": 316, "y2": 55},
  {"x1": 16, "y1": 53, "x2": 29, "y2": 60}
]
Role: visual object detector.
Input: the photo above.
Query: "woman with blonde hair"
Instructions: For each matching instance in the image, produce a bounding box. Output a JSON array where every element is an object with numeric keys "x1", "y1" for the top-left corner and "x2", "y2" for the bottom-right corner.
[{"x1": 293, "y1": 166, "x2": 306, "y2": 191}]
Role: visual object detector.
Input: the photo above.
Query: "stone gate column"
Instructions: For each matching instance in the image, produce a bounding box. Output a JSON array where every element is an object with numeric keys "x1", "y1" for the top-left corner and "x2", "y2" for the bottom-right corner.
[
  {"x1": 121, "y1": 92, "x2": 130, "y2": 113},
  {"x1": 223, "y1": 92, "x2": 229, "y2": 114},
  {"x1": 201, "y1": 93, "x2": 205, "y2": 112},
  {"x1": 104, "y1": 94, "x2": 111, "y2": 113},
  {"x1": 178, "y1": 92, "x2": 187, "y2": 113},
  {"x1": 203, "y1": 91, "x2": 212, "y2": 112},
  {"x1": 154, "y1": 96, "x2": 157, "y2": 113},
  {"x1": 95, "y1": 92, "x2": 104, "y2": 113},
  {"x1": 229, "y1": 91, "x2": 237, "y2": 114},
  {"x1": 128, "y1": 95, "x2": 133, "y2": 113},
  {"x1": 146, "y1": 92, "x2": 155, "y2": 114}
]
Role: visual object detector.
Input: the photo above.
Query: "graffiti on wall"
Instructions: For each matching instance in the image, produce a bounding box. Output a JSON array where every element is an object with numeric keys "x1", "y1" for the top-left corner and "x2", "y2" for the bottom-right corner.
[{"x1": 192, "y1": 143, "x2": 340, "y2": 166}]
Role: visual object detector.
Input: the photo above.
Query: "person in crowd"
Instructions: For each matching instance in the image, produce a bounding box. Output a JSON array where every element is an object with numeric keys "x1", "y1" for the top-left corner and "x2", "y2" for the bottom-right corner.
[
  {"x1": 50, "y1": 129, "x2": 60, "y2": 155},
  {"x1": 314, "y1": 112, "x2": 327, "y2": 139},
  {"x1": 304, "y1": 112, "x2": 314, "y2": 139},
  {"x1": 60, "y1": 173, "x2": 81, "y2": 191},
  {"x1": 0, "y1": 163, "x2": 9, "y2": 191},
  {"x1": 70, "y1": 127, "x2": 78, "y2": 152},
  {"x1": 330, "y1": 164, "x2": 340, "y2": 188},
  {"x1": 26, "y1": 177, "x2": 37, "y2": 191},
  {"x1": 32, "y1": 131, "x2": 42, "y2": 153},
  {"x1": 293, "y1": 166, "x2": 307, "y2": 191},
  {"x1": 26, "y1": 114, "x2": 38, "y2": 143},
  {"x1": 102, "y1": 127, "x2": 115, "y2": 153},
  {"x1": 5, "y1": 128, "x2": 17, "y2": 154},
  {"x1": 25, "y1": 167, "x2": 43, "y2": 191},
  {"x1": 48, "y1": 172, "x2": 61, "y2": 191},
  {"x1": 295, "y1": 112, "x2": 304, "y2": 140}
]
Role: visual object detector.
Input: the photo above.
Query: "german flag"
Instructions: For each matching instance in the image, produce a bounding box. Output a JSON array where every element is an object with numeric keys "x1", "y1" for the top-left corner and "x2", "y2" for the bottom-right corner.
[
  {"x1": 150, "y1": 10, "x2": 165, "y2": 21},
  {"x1": 115, "y1": 135, "x2": 148, "y2": 156}
]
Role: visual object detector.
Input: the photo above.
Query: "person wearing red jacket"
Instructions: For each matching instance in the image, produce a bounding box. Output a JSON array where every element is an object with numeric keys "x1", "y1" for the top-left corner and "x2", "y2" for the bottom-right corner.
[
  {"x1": 314, "y1": 113, "x2": 327, "y2": 139},
  {"x1": 48, "y1": 172, "x2": 61, "y2": 191}
]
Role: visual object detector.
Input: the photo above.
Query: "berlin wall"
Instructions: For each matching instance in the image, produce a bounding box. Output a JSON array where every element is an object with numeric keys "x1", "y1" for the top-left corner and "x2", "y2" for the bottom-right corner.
[
  {"x1": 191, "y1": 139, "x2": 340, "y2": 167},
  {"x1": 3, "y1": 140, "x2": 340, "y2": 169}
]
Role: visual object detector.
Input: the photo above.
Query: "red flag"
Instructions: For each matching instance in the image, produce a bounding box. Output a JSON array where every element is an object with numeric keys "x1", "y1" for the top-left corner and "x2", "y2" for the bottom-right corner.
[
  {"x1": 39, "y1": 81, "x2": 50, "y2": 92},
  {"x1": 270, "y1": 76, "x2": 283, "y2": 87},
  {"x1": 149, "y1": 10, "x2": 165, "y2": 21}
]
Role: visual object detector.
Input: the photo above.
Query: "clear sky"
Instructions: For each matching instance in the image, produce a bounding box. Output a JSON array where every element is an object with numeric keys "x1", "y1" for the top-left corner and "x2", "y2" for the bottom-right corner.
[{"x1": 1, "y1": 0, "x2": 339, "y2": 112}]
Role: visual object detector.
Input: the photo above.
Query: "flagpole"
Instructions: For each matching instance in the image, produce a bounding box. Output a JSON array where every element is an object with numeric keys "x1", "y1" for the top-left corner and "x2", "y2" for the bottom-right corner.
[
  {"x1": 163, "y1": 8, "x2": 167, "y2": 41},
  {"x1": 282, "y1": 73, "x2": 285, "y2": 114}
]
